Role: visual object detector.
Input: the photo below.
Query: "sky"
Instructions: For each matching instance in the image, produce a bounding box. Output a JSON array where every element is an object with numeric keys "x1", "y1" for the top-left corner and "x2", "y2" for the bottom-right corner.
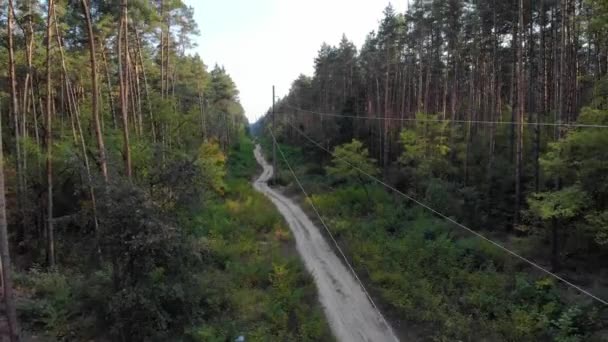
[{"x1": 184, "y1": 0, "x2": 408, "y2": 123}]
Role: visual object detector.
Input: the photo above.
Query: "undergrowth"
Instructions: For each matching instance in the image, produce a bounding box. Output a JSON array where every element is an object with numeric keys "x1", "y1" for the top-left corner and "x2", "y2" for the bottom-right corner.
[{"x1": 14, "y1": 135, "x2": 332, "y2": 341}]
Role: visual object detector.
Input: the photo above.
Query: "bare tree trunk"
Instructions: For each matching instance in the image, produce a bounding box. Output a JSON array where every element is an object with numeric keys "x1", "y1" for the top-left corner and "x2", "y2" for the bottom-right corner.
[
  {"x1": 199, "y1": 92, "x2": 206, "y2": 139},
  {"x1": 465, "y1": 67, "x2": 474, "y2": 185},
  {"x1": 515, "y1": 0, "x2": 525, "y2": 226},
  {"x1": 22, "y1": 0, "x2": 36, "y2": 196},
  {"x1": 536, "y1": 0, "x2": 547, "y2": 193},
  {"x1": 8, "y1": 0, "x2": 20, "y2": 173},
  {"x1": 510, "y1": 18, "x2": 518, "y2": 163},
  {"x1": 165, "y1": 11, "x2": 172, "y2": 99},
  {"x1": 52, "y1": 8, "x2": 103, "y2": 253},
  {"x1": 127, "y1": 54, "x2": 140, "y2": 136},
  {"x1": 488, "y1": 0, "x2": 502, "y2": 208},
  {"x1": 424, "y1": 63, "x2": 431, "y2": 114},
  {"x1": 134, "y1": 29, "x2": 156, "y2": 142},
  {"x1": 160, "y1": 0, "x2": 166, "y2": 99},
  {"x1": 81, "y1": 0, "x2": 109, "y2": 181},
  {"x1": 119, "y1": 0, "x2": 133, "y2": 179},
  {"x1": 442, "y1": 56, "x2": 449, "y2": 120},
  {"x1": 132, "y1": 56, "x2": 144, "y2": 135},
  {"x1": 487, "y1": 0, "x2": 498, "y2": 187},
  {"x1": 418, "y1": 49, "x2": 424, "y2": 112},
  {"x1": 46, "y1": 0, "x2": 56, "y2": 268},
  {"x1": 383, "y1": 46, "x2": 390, "y2": 172},
  {"x1": 0, "y1": 106, "x2": 21, "y2": 342},
  {"x1": 7, "y1": 0, "x2": 26, "y2": 247},
  {"x1": 375, "y1": 77, "x2": 382, "y2": 160},
  {"x1": 101, "y1": 46, "x2": 118, "y2": 129}
]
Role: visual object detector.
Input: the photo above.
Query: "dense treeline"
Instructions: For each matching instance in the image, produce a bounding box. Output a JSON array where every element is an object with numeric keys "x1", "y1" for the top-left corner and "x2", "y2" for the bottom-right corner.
[
  {"x1": 1, "y1": 0, "x2": 245, "y2": 264},
  {"x1": 257, "y1": 0, "x2": 608, "y2": 339},
  {"x1": 0, "y1": 0, "x2": 331, "y2": 340},
  {"x1": 262, "y1": 0, "x2": 608, "y2": 278}
]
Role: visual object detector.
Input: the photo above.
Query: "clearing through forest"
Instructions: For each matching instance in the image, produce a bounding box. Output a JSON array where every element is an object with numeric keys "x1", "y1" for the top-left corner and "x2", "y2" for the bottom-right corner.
[{"x1": 253, "y1": 145, "x2": 399, "y2": 342}]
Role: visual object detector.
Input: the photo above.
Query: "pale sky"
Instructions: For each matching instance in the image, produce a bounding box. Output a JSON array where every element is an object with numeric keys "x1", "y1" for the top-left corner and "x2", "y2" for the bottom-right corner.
[{"x1": 185, "y1": 0, "x2": 408, "y2": 123}]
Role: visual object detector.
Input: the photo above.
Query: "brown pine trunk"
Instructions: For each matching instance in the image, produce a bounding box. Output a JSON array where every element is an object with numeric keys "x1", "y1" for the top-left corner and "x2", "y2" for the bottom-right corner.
[
  {"x1": 7, "y1": 0, "x2": 26, "y2": 247},
  {"x1": 515, "y1": 0, "x2": 525, "y2": 226},
  {"x1": 465, "y1": 67, "x2": 474, "y2": 185},
  {"x1": 1, "y1": 1, "x2": 21, "y2": 322},
  {"x1": 375, "y1": 77, "x2": 382, "y2": 160},
  {"x1": 160, "y1": 0, "x2": 165, "y2": 99},
  {"x1": 134, "y1": 30, "x2": 156, "y2": 142},
  {"x1": 101, "y1": 46, "x2": 118, "y2": 129},
  {"x1": 0, "y1": 108, "x2": 20, "y2": 341},
  {"x1": 165, "y1": 14, "x2": 171, "y2": 99},
  {"x1": 7, "y1": 0, "x2": 20, "y2": 167},
  {"x1": 510, "y1": 19, "x2": 518, "y2": 163},
  {"x1": 536, "y1": 0, "x2": 547, "y2": 193},
  {"x1": 383, "y1": 46, "x2": 390, "y2": 172},
  {"x1": 442, "y1": 57, "x2": 449, "y2": 120},
  {"x1": 418, "y1": 49, "x2": 424, "y2": 112},
  {"x1": 52, "y1": 5, "x2": 103, "y2": 253},
  {"x1": 119, "y1": 0, "x2": 133, "y2": 179},
  {"x1": 46, "y1": 0, "x2": 56, "y2": 268},
  {"x1": 424, "y1": 63, "x2": 431, "y2": 114},
  {"x1": 127, "y1": 54, "x2": 140, "y2": 136},
  {"x1": 132, "y1": 55, "x2": 144, "y2": 135},
  {"x1": 22, "y1": 0, "x2": 36, "y2": 195},
  {"x1": 199, "y1": 93, "x2": 206, "y2": 139},
  {"x1": 81, "y1": 0, "x2": 109, "y2": 181},
  {"x1": 488, "y1": 1, "x2": 500, "y2": 195}
]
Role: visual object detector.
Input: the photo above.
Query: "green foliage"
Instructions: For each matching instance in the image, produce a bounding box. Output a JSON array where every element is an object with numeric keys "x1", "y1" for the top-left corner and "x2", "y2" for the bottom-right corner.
[
  {"x1": 181, "y1": 137, "x2": 332, "y2": 340},
  {"x1": 399, "y1": 113, "x2": 453, "y2": 183},
  {"x1": 326, "y1": 139, "x2": 379, "y2": 184},
  {"x1": 3, "y1": 1, "x2": 257, "y2": 340},
  {"x1": 424, "y1": 178, "x2": 463, "y2": 217},
  {"x1": 197, "y1": 140, "x2": 227, "y2": 194},
  {"x1": 95, "y1": 180, "x2": 206, "y2": 340},
  {"x1": 528, "y1": 186, "x2": 589, "y2": 221},
  {"x1": 529, "y1": 107, "x2": 608, "y2": 245},
  {"x1": 130, "y1": 137, "x2": 154, "y2": 180},
  {"x1": 585, "y1": 210, "x2": 608, "y2": 245},
  {"x1": 15, "y1": 270, "x2": 77, "y2": 338},
  {"x1": 552, "y1": 307, "x2": 585, "y2": 342},
  {"x1": 15, "y1": 135, "x2": 331, "y2": 341},
  {"x1": 309, "y1": 185, "x2": 602, "y2": 341},
  {"x1": 227, "y1": 135, "x2": 258, "y2": 179}
]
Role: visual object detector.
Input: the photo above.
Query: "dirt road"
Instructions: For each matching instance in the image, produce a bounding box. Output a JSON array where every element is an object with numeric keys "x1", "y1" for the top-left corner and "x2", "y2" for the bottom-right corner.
[{"x1": 253, "y1": 145, "x2": 399, "y2": 342}]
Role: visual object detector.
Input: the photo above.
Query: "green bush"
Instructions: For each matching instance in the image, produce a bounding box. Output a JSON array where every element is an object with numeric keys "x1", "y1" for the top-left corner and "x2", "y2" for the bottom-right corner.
[{"x1": 308, "y1": 183, "x2": 604, "y2": 341}]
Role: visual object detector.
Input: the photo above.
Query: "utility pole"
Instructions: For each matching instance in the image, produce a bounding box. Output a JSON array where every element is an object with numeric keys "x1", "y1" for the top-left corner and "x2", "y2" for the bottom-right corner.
[{"x1": 272, "y1": 85, "x2": 277, "y2": 184}]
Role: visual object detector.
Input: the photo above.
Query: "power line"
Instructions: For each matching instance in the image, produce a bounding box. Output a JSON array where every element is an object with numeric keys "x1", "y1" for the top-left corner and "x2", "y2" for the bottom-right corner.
[
  {"x1": 284, "y1": 104, "x2": 608, "y2": 129},
  {"x1": 283, "y1": 121, "x2": 608, "y2": 306},
  {"x1": 268, "y1": 129, "x2": 399, "y2": 337}
]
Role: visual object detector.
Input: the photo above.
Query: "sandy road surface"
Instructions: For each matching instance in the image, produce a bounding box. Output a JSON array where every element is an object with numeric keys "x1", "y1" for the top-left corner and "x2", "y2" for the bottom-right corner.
[{"x1": 253, "y1": 145, "x2": 399, "y2": 342}]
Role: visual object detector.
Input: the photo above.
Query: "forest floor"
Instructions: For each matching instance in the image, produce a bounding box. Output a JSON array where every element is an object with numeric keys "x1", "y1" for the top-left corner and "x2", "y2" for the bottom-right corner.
[{"x1": 252, "y1": 145, "x2": 399, "y2": 342}]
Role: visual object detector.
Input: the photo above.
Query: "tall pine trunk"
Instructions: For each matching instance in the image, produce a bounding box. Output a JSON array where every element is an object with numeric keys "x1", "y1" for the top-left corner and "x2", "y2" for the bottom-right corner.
[
  {"x1": 134, "y1": 30, "x2": 156, "y2": 142},
  {"x1": 119, "y1": 0, "x2": 133, "y2": 179},
  {"x1": 383, "y1": 45, "x2": 390, "y2": 172},
  {"x1": 45, "y1": 0, "x2": 56, "y2": 268},
  {"x1": 7, "y1": 0, "x2": 25, "y2": 247},
  {"x1": 515, "y1": 0, "x2": 525, "y2": 227},
  {"x1": 0, "y1": 109, "x2": 20, "y2": 341},
  {"x1": 81, "y1": 0, "x2": 109, "y2": 182}
]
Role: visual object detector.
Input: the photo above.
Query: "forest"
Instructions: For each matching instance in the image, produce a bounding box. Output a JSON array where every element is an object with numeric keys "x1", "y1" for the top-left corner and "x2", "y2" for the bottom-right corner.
[
  {"x1": 0, "y1": 0, "x2": 333, "y2": 340},
  {"x1": 255, "y1": 0, "x2": 608, "y2": 340},
  {"x1": 2, "y1": 0, "x2": 608, "y2": 341}
]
